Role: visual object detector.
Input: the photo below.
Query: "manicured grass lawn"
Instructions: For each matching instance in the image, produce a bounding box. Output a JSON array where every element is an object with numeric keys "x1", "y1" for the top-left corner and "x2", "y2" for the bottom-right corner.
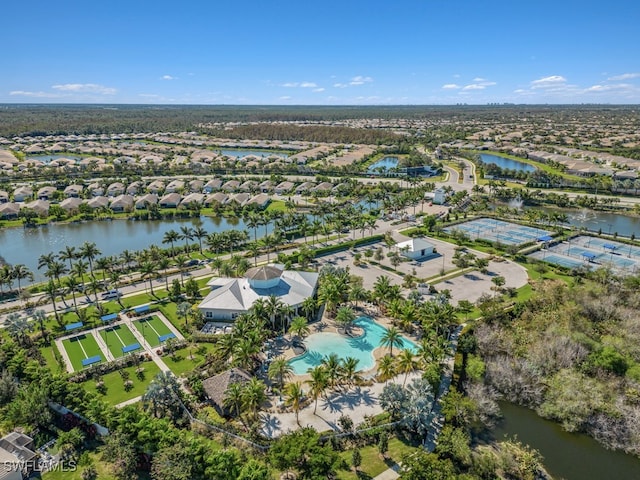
[
  {"x1": 83, "y1": 360, "x2": 161, "y2": 406},
  {"x1": 41, "y1": 345, "x2": 63, "y2": 372},
  {"x1": 336, "y1": 437, "x2": 418, "y2": 479},
  {"x1": 132, "y1": 315, "x2": 173, "y2": 347},
  {"x1": 62, "y1": 333, "x2": 104, "y2": 371},
  {"x1": 266, "y1": 200, "x2": 287, "y2": 212},
  {"x1": 98, "y1": 324, "x2": 140, "y2": 358},
  {"x1": 165, "y1": 343, "x2": 216, "y2": 377}
]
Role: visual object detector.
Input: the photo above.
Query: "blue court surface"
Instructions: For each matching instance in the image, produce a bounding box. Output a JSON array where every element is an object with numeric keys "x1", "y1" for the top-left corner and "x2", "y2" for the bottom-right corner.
[
  {"x1": 444, "y1": 218, "x2": 552, "y2": 246},
  {"x1": 528, "y1": 235, "x2": 640, "y2": 274}
]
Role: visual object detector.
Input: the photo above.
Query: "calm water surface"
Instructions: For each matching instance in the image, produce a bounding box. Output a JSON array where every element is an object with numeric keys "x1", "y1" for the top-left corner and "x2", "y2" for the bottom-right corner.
[
  {"x1": 493, "y1": 402, "x2": 640, "y2": 480},
  {"x1": 479, "y1": 153, "x2": 536, "y2": 173},
  {"x1": 367, "y1": 156, "x2": 399, "y2": 173},
  {"x1": 0, "y1": 216, "x2": 272, "y2": 281}
]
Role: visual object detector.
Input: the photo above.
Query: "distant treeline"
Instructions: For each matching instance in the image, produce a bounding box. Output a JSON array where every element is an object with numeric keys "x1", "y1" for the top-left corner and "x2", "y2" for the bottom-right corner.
[{"x1": 0, "y1": 103, "x2": 638, "y2": 137}]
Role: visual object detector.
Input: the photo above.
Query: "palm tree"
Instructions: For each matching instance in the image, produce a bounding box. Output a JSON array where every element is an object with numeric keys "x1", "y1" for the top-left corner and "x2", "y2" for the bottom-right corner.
[
  {"x1": 397, "y1": 349, "x2": 418, "y2": 387},
  {"x1": 268, "y1": 357, "x2": 293, "y2": 394},
  {"x1": 264, "y1": 295, "x2": 284, "y2": 330},
  {"x1": 6, "y1": 313, "x2": 30, "y2": 346},
  {"x1": 59, "y1": 246, "x2": 78, "y2": 272},
  {"x1": 177, "y1": 301, "x2": 191, "y2": 329},
  {"x1": 140, "y1": 261, "x2": 157, "y2": 296},
  {"x1": 242, "y1": 377, "x2": 267, "y2": 422},
  {"x1": 340, "y1": 357, "x2": 361, "y2": 387},
  {"x1": 11, "y1": 264, "x2": 33, "y2": 298},
  {"x1": 79, "y1": 241, "x2": 101, "y2": 279},
  {"x1": 381, "y1": 326, "x2": 403, "y2": 357},
  {"x1": 306, "y1": 365, "x2": 328, "y2": 415},
  {"x1": 162, "y1": 229, "x2": 180, "y2": 257},
  {"x1": 377, "y1": 354, "x2": 396, "y2": 383},
  {"x1": 322, "y1": 354, "x2": 342, "y2": 389},
  {"x1": 335, "y1": 306, "x2": 356, "y2": 335},
  {"x1": 70, "y1": 259, "x2": 88, "y2": 283},
  {"x1": 37, "y1": 252, "x2": 57, "y2": 272},
  {"x1": 141, "y1": 371, "x2": 182, "y2": 420},
  {"x1": 174, "y1": 254, "x2": 188, "y2": 287},
  {"x1": 64, "y1": 276, "x2": 80, "y2": 313},
  {"x1": 288, "y1": 316, "x2": 310, "y2": 342},
  {"x1": 43, "y1": 280, "x2": 62, "y2": 327},
  {"x1": 285, "y1": 382, "x2": 304, "y2": 426},
  {"x1": 179, "y1": 226, "x2": 194, "y2": 253},
  {"x1": 192, "y1": 226, "x2": 208, "y2": 254},
  {"x1": 223, "y1": 382, "x2": 245, "y2": 424},
  {"x1": 32, "y1": 309, "x2": 47, "y2": 339},
  {"x1": 301, "y1": 296, "x2": 317, "y2": 321},
  {"x1": 157, "y1": 257, "x2": 172, "y2": 290}
]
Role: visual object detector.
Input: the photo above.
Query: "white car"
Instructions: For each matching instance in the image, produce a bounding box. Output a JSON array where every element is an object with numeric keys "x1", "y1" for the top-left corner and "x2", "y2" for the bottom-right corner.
[{"x1": 101, "y1": 290, "x2": 122, "y2": 300}]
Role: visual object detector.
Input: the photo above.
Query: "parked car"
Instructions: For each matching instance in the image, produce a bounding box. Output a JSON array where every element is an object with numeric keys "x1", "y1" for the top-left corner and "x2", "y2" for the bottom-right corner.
[{"x1": 101, "y1": 289, "x2": 122, "y2": 300}]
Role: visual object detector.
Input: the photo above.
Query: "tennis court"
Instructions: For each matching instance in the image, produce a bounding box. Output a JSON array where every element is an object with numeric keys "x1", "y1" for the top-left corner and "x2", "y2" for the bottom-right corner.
[
  {"x1": 528, "y1": 235, "x2": 640, "y2": 274},
  {"x1": 99, "y1": 324, "x2": 140, "y2": 358},
  {"x1": 62, "y1": 334, "x2": 104, "y2": 371},
  {"x1": 444, "y1": 218, "x2": 552, "y2": 246},
  {"x1": 132, "y1": 315, "x2": 174, "y2": 347}
]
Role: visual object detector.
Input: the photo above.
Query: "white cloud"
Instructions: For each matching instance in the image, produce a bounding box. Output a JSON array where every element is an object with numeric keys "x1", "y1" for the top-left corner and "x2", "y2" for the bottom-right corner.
[
  {"x1": 473, "y1": 77, "x2": 486, "y2": 82},
  {"x1": 281, "y1": 81, "x2": 318, "y2": 88},
  {"x1": 312, "y1": 88, "x2": 325, "y2": 92},
  {"x1": 607, "y1": 73, "x2": 640, "y2": 81},
  {"x1": 279, "y1": 96, "x2": 292, "y2": 100},
  {"x1": 52, "y1": 83, "x2": 117, "y2": 94},
  {"x1": 162, "y1": 75, "x2": 176, "y2": 80},
  {"x1": 462, "y1": 84, "x2": 486, "y2": 91},
  {"x1": 333, "y1": 83, "x2": 348, "y2": 88},
  {"x1": 441, "y1": 84, "x2": 461, "y2": 90},
  {"x1": 350, "y1": 75, "x2": 373, "y2": 85},
  {"x1": 139, "y1": 93, "x2": 160, "y2": 98},
  {"x1": 585, "y1": 83, "x2": 636, "y2": 93},
  {"x1": 10, "y1": 90, "x2": 64, "y2": 98},
  {"x1": 531, "y1": 75, "x2": 567, "y2": 88}
]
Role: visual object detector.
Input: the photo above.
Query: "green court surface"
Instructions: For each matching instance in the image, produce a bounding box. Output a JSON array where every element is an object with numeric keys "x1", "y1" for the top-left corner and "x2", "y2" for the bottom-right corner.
[
  {"x1": 132, "y1": 315, "x2": 174, "y2": 347},
  {"x1": 62, "y1": 334, "x2": 104, "y2": 371},
  {"x1": 99, "y1": 324, "x2": 140, "y2": 358}
]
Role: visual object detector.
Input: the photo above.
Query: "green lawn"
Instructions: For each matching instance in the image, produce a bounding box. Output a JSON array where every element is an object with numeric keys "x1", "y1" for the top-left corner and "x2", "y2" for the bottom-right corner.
[
  {"x1": 42, "y1": 451, "x2": 123, "y2": 480},
  {"x1": 165, "y1": 343, "x2": 216, "y2": 377},
  {"x1": 336, "y1": 437, "x2": 417, "y2": 479},
  {"x1": 99, "y1": 324, "x2": 140, "y2": 358},
  {"x1": 62, "y1": 333, "x2": 104, "y2": 371},
  {"x1": 41, "y1": 345, "x2": 63, "y2": 372},
  {"x1": 83, "y1": 360, "x2": 162, "y2": 406},
  {"x1": 132, "y1": 316, "x2": 173, "y2": 347}
]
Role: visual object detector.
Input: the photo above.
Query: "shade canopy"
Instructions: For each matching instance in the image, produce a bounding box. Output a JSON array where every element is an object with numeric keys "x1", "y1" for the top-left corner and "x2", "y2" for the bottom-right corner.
[
  {"x1": 81, "y1": 355, "x2": 101, "y2": 367},
  {"x1": 65, "y1": 321, "x2": 83, "y2": 331}
]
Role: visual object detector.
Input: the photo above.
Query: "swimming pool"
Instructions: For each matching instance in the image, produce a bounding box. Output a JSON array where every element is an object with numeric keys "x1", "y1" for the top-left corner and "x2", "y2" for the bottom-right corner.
[{"x1": 288, "y1": 317, "x2": 417, "y2": 374}]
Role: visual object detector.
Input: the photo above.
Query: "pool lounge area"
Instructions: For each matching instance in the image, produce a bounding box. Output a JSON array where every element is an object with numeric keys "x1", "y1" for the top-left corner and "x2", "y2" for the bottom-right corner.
[{"x1": 288, "y1": 316, "x2": 417, "y2": 375}]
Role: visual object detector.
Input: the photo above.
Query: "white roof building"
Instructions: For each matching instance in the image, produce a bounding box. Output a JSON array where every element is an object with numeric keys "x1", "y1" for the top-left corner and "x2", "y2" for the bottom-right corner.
[
  {"x1": 396, "y1": 237, "x2": 436, "y2": 260},
  {"x1": 198, "y1": 264, "x2": 319, "y2": 321}
]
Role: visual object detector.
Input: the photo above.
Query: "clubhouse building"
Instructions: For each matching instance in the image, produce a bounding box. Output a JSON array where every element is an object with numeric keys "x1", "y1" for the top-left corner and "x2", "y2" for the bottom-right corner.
[{"x1": 198, "y1": 264, "x2": 319, "y2": 321}]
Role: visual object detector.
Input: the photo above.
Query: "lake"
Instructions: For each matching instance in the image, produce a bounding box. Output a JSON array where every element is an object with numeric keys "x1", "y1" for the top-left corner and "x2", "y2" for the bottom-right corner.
[
  {"x1": 493, "y1": 402, "x2": 640, "y2": 480},
  {"x1": 217, "y1": 149, "x2": 289, "y2": 158},
  {"x1": 27, "y1": 154, "x2": 84, "y2": 164},
  {"x1": 0, "y1": 216, "x2": 274, "y2": 282},
  {"x1": 368, "y1": 156, "x2": 398, "y2": 174},
  {"x1": 479, "y1": 153, "x2": 536, "y2": 173}
]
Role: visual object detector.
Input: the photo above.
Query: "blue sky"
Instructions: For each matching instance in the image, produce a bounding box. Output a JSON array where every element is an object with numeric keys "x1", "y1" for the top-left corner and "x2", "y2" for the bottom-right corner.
[{"x1": 3, "y1": 0, "x2": 639, "y2": 104}]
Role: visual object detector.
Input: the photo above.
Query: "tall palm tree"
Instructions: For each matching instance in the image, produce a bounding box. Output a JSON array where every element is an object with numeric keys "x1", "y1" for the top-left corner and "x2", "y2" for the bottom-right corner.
[
  {"x1": 58, "y1": 246, "x2": 78, "y2": 272},
  {"x1": 397, "y1": 349, "x2": 418, "y2": 387},
  {"x1": 79, "y1": 241, "x2": 101, "y2": 279},
  {"x1": 157, "y1": 257, "x2": 171, "y2": 290},
  {"x1": 70, "y1": 259, "x2": 88, "y2": 283},
  {"x1": 174, "y1": 254, "x2": 188, "y2": 287},
  {"x1": 162, "y1": 229, "x2": 180, "y2": 257},
  {"x1": 177, "y1": 301, "x2": 191, "y2": 329},
  {"x1": 285, "y1": 382, "x2": 304, "y2": 426},
  {"x1": 140, "y1": 261, "x2": 157, "y2": 296},
  {"x1": 142, "y1": 371, "x2": 182, "y2": 420},
  {"x1": 11, "y1": 264, "x2": 33, "y2": 298},
  {"x1": 64, "y1": 276, "x2": 80, "y2": 313},
  {"x1": 265, "y1": 295, "x2": 284, "y2": 330},
  {"x1": 268, "y1": 357, "x2": 294, "y2": 394},
  {"x1": 37, "y1": 252, "x2": 57, "y2": 272},
  {"x1": 306, "y1": 365, "x2": 328, "y2": 415},
  {"x1": 179, "y1": 226, "x2": 194, "y2": 253},
  {"x1": 340, "y1": 357, "x2": 361, "y2": 387},
  {"x1": 335, "y1": 306, "x2": 356, "y2": 335},
  {"x1": 380, "y1": 326, "x2": 403, "y2": 357},
  {"x1": 43, "y1": 280, "x2": 62, "y2": 327},
  {"x1": 322, "y1": 354, "x2": 342, "y2": 389},
  {"x1": 32, "y1": 309, "x2": 47, "y2": 339},
  {"x1": 192, "y1": 226, "x2": 208, "y2": 254},
  {"x1": 377, "y1": 354, "x2": 396, "y2": 383}
]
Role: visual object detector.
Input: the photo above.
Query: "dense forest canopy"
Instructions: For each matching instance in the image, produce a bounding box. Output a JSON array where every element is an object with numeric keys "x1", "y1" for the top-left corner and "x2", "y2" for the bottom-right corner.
[{"x1": 0, "y1": 103, "x2": 638, "y2": 137}]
